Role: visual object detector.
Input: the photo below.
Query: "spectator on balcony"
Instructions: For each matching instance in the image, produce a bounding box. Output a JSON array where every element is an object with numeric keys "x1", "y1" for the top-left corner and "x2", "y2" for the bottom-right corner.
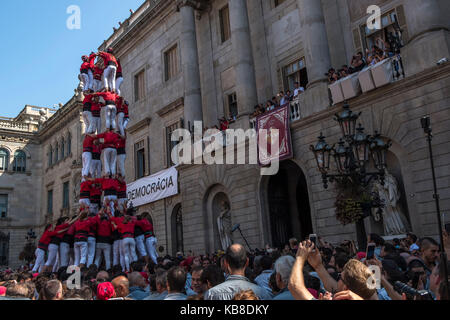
[
  {"x1": 271, "y1": 96, "x2": 279, "y2": 108},
  {"x1": 293, "y1": 82, "x2": 305, "y2": 98},
  {"x1": 366, "y1": 46, "x2": 384, "y2": 66},
  {"x1": 338, "y1": 68, "x2": 348, "y2": 79},
  {"x1": 219, "y1": 117, "x2": 230, "y2": 132},
  {"x1": 286, "y1": 90, "x2": 293, "y2": 102},
  {"x1": 266, "y1": 100, "x2": 275, "y2": 112},
  {"x1": 327, "y1": 69, "x2": 339, "y2": 84},
  {"x1": 278, "y1": 91, "x2": 287, "y2": 106},
  {"x1": 350, "y1": 52, "x2": 366, "y2": 73}
]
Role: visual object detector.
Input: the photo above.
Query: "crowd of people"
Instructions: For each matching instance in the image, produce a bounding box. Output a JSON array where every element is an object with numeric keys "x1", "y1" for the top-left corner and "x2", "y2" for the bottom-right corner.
[
  {"x1": 251, "y1": 82, "x2": 305, "y2": 119},
  {"x1": 327, "y1": 37, "x2": 400, "y2": 85},
  {"x1": 1, "y1": 231, "x2": 448, "y2": 300}
]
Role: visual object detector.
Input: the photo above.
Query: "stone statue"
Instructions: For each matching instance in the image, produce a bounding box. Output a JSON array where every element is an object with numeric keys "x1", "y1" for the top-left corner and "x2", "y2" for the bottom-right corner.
[
  {"x1": 38, "y1": 110, "x2": 48, "y2": 128},
  {"x1": 372, "y1": 172, "x2": 410, "y2": 235},
  {"x1": 217, "y1": 200, "x2": 232, "y2": 251},
  {"x1": 75, "y1": 74, "x2": 85, "y2": 101}
]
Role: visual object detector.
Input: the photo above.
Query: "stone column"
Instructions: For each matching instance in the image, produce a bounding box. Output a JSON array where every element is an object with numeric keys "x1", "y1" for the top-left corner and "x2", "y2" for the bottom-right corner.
[
  {"x1": 297, "y1": 0, "x2": 331, "y2": 87},
  {"x1": 229, "y1": 0, "x2": 258, "y2": 122},
  {"x1": 402, "y1": 0, "x2": 450, "y2": 76},
  {"x1": 296, "y1": 0, "x2": 332, "y2": 116},
  {"x1": 178, "y1": 0, "x2": 203, "y2": 132}
]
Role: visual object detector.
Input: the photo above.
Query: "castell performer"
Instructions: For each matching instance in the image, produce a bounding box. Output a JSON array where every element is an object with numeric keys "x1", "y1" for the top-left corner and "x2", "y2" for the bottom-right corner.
[
  {"x1": 94, "y1": 176, "x2": 120, "y2": 216},
  {"x1": 79, "y1": 179, "x2": 93, "y2": 210},
  {"x1": 86, "y1": 211, "x2": 98, "y2": 268},
  {"x1": 109, "y1": 208, "x2": 125, "y2": 270},
  {"x1": 95, "y1": 130, "x2": 121, "y2": 177},
  {"x1": 73, "y1": 209, "x2": 97, "y2": 267},
  {"x1": 138, "y1": 213, "x2": 158, "y2": 265},
  {"x1": 60, "y1": 220, "x2": 76, "y2": 268},
  {"x1": 89, "y1": 95, "x2": 104, "y2": 134},
  {"x1": 117, "y1": 176, "x2": 127, "y2": 213},
  {"x1": 93, "y1": 210, "x2": 112, "y2": 271},
  {"x1": 82, "y1": 94, "x2": 94, "y2": 134},
  {"x1": 117, "y1": 98, "x2": 129, "y2": 137},
  {"x1": 111, "y1": 214, "x2": 137, "y2": 273},
  {"x1": 32, "y1": 224, "x2": 56, "y2": 273},
  {"x1": 92, "y1": 91, "x2": 120, "y2": 131},
  {"x1": 90, "y1": 141, "x2": 102, "y2": 179},
  {"x1": 116, "y1": 58, "x2": 123, "y2": 96},
  {"x1": 89, "y1": 181, "x2": 102, "y2": 214},
  {"x1": 97, "y1": 48, "x2": 118, "y2": 92},
  {"x1": 80, "y1": 55, "x2": 92, "y2": 93},
  {"x1": 93, "y1": 65, "x2": 104, "y2": 92},
  {"x1": 82, "y1": 133, "x2": 96, "y2": 181}
]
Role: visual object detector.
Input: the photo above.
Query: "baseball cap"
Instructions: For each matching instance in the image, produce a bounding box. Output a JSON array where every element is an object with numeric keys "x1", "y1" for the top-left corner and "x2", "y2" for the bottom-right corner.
[
  {"x1": 0, "y1": 286, "x2": 6, "y2": 296},
  {"x1": 97, "y1": 282, "x2": 115, "y2": 301},
  {"x1": 410, "y1": 243, "x2": 420, "y2": 252}
]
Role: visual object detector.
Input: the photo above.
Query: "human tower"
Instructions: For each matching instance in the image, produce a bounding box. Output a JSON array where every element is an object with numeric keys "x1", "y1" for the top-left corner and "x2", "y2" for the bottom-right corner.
[{"x1": 31, "y1": 48, "x2": 158, "y2": 274}]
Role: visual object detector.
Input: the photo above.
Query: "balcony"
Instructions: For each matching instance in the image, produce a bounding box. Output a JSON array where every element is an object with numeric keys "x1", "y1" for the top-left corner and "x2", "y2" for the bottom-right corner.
[
  {"x1": 329, "y1": 56, "x2": 405, "y2": 105},
  {"x1": 0, "y1": 119, "x2": 33, "y2": 132}
]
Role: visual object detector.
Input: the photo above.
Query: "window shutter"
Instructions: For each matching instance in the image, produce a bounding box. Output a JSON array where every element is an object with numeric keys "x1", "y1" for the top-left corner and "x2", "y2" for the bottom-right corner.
[
  {"x1": 352, "y1": 27, "x2": 362, "y2": 53},
  {"x1": 395, "y1": 5, "x2": 409, "y2": 44}
]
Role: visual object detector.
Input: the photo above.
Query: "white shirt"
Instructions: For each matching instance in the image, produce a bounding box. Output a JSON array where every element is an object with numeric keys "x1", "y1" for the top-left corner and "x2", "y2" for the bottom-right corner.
[{"x1": 294, "y1": 87, "x2": 305, "y2": 97}]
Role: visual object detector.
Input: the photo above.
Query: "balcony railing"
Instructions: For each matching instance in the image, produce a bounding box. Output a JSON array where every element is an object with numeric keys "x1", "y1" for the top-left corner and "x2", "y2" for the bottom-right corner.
[
  {"x1": 330, "y1": 55, "x2": 405, "y2": 105},
  {"x1": 0, "y1": 119, "x2": 32, "y2": 132}
]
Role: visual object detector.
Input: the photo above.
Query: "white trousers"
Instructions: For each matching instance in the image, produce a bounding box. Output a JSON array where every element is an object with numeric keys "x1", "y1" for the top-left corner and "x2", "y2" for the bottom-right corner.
[
  {"x1": 105, "y1": 105, "x2": 117, "y2": 131},
  {"x1": 59, "y1": 242, "x2": 71, "y2": 268},
  {"x1": 90, "y1": 159, "x2": 102, "y2": 178},
  {"x1": 88, "y1": 70, "x2": 94, "y2": 91},
  {"x1": 74, "y1": 241, "x2": 88, "y2": 266},
  {"x1": 87, "y1": 237, "x2": 96, "y2": 267},
  {"x1": 81, "y1": 73, "x2": 90, "y2": 92},
  {"x1": 103, "y1": 148, "x2": 117, "y2": 176},
  {"x1": 82, "y1": 111, "x2": 94, "y2": 134},
  {"x1": 94, "y1": 79, "x2": 103, "y2": 92},
  {"x1": 95, "y1": 242, "x2": 112, "y2": 271},
  {"x1": 103, "y1": 66, "x2": 117, "y2": 91},
  {"x1": 113, "y1": 239, "x2": 126, "y2": 271},
  {"x1": 89, "y1": 117, "x2": 101, "y2": 135},
  {"x1": 121, "y1": 237, "x2": 137, "y2": 271},
  {"x1": 52, "y1": 253, "x2": 60, "y2": 272},
  {"x1": 104, "y1": 195, "x2": 117, "y2": 216},
  {"x1": 117, "y1": 154, "x2": 126, "y2": 178},
  {"x1": 135, "y1": 235, "x2": 147, "y2": 258},
  {"x1": 118, "y1": 198, "x2": 127, "y2": 213},
  {"x1": 45, "y1": 243, "x2": 59, "y2": 267},
  {"x1": 82, "y1": 152, "x2": 92, "y2": 178},
  {"x1": 145, "y1": 237, "x2": 158, "y2": 264},
  {"x1": 116, "y1": 77, "x2": 123, "y2": 96},
  {"x1": 79, "y1": 198, "x2": 91, "y2": 209},
  {"x1": 33, "y1": 248, "x2": 46, "y2": 272}
]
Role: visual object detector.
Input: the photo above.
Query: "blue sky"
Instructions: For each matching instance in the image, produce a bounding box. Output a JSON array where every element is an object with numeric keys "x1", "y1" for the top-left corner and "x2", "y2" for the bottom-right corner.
[{"x1": 0, "y1": 0, "x2": 144, "y2": 118}]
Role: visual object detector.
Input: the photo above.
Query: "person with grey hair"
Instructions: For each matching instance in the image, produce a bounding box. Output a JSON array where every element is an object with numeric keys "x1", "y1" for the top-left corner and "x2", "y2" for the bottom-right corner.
[
  {"x1": 145, "y1": 270, "x2": 168, "y2": 300},
  {"x1": 127, "y1": 272, "x2": 149, "y2": 300},
  {"x1": 273, "y1": 255, "x2": 296, "y2": 300}
]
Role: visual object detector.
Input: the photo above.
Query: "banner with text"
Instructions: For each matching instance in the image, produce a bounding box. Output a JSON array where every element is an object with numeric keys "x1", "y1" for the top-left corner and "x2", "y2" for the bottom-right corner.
[{"x1": 127, "y1": 167, "x2": 178, "y2": 207}]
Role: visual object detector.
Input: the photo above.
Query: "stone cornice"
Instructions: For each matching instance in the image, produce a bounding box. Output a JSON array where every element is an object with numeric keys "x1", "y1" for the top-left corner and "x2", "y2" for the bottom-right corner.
[
  {"x1": 176, "y1": 0, "x2": 209, "y2": 10},
  {"x1": 156, "y1": 97, "x2": 184, "y2": 117},
  {"x1": 127, "y1": 117, "x2": 152, "y2": 134}
]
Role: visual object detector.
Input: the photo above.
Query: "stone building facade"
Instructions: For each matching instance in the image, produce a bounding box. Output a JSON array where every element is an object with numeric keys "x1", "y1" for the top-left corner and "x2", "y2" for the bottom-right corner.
[{"x1": 101, "y1": 0, "x2": 450, "y2": 256}]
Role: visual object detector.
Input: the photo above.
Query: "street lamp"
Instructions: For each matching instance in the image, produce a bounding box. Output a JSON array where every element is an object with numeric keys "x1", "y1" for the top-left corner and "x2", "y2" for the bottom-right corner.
[
  {"x1": 310, "y1": 103, "x2": 391, "y2": 250},
  {"x1": 421, "y1": 115, "x2": 449, "y2": 298}
]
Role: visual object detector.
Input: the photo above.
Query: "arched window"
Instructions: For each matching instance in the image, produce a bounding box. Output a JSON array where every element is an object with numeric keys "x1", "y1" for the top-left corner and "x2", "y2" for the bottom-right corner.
[
  {"x1": 61, "y1": 138, "x2": 65, "y2": 159},
  {"x1": 48, "y1": 146, "x2": 53, "y2": 167},
  {"x1": 171, "y1": 204, "x2": 184, "y2": 256},
  {"x1": 13, "y1": 151, "x2": 26, "y2": 172},
  {"x1": 0, "y1": 149, "x2": 9, "y2": 171},
  {"x1": 67, "y1": 132, "x2": 72, "y2": 155},
  {"x1": 54, "y1": 143, "x2": 59, "y2": 163}
]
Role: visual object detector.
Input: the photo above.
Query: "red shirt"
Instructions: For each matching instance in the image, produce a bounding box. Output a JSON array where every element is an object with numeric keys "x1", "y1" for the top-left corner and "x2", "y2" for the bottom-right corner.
[
  {"x1": 80, "y1": 62, "x2": 90, "y2": 72},
  {"x1": 94, "y1": 178, "x2": 120, "y2": 192},
  {"x1": 98, "y1": 52, "x2": 118, "y2": 67},
  {"x1": 89, "y1": 53, "x2": 97, "y2": 70},
  {"x1": 116, "y1": 59, "x2": 122, "y2": 77},
  {"x1": 88, "y1": 217, "x2": 99, "y2": 238},
  {"x1": 135, "y1": 219, "x2": 154, "y2": 238},
  {"x1": 83, "y1": 135, "x2": 96, "y2": 153},
  {"x1": 74, "y1": 218, "x2": 96, "y2": 241},
  {"x1": 91, "y1": 102, "x2": 103, "y2": 117},
  {"x1": 51, "y1": 223, "x2": 70, "y2": 242},
  {"x1": 95, "y1": 92, "x2": 118, "y2": 105},
  {"x1": 116, "y1": 137, "x2": 126, "y2": 150},
  {"x1": 38, "y1": 228, "x2": 57, "y2": 250},
  {"x1": 97, "y1": 131, "x2": 120, "y2": 149},
  {"x1": 93, "y1": 66, "x2": 103, "y2": 80},
  {"x1": 123, "y1": 104, "x2": 129, "y2": 119},
  {"x1": 116, "y1": 97, "x2": 124, "y2": 113},
  {"x1": 96, "y1": 216, "x2": 114, "y2": 238},
  {"x1": 80, "y1": 181, "x2": 93, "y2": 199},
  {"x1": 117, "y1": 180, "x2": 127, "y2": 199}
]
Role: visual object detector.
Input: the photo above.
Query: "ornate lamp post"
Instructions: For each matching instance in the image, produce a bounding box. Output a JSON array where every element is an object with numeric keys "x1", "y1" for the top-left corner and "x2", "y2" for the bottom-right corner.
[{"x1": 310, "y1": 103, "x2": 392, "y2": 250}]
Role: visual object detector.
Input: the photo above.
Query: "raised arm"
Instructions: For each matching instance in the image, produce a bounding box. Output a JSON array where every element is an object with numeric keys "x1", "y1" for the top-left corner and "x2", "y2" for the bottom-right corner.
[
  {"x1": 307, "y1": 247, "x2": 338, "y2": 293},
  {"x1": 288, "y1": 241, "x2": 315, "y2": 300}
]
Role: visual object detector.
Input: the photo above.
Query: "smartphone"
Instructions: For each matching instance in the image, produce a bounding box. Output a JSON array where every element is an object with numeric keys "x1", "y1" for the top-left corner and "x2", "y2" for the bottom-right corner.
[
  {"x1": 309, "y1": 234, "x2": 318, "y2": 250},
  {"x1": 366, "y1": 243, "x2": 376, "y2": 260}
]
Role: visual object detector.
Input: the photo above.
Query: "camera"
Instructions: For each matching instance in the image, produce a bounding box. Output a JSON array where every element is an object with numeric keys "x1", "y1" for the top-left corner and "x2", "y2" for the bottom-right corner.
[{"x1": 393, "y1": 281, "x2": 434, "y2": 300}]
